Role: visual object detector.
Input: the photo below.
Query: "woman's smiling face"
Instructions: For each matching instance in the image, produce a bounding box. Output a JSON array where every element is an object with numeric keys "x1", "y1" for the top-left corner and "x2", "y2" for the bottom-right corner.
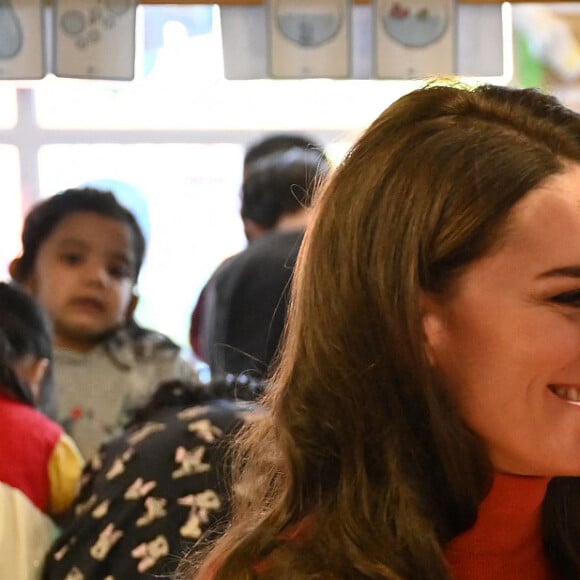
[{"x1": 424, "y1": 163, "x2": 580, "y2": 476}]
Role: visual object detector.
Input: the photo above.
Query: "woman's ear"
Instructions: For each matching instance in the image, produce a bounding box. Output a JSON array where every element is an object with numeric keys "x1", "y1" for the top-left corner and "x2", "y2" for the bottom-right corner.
[{"x1": 420, "y1": 290, "x2": 448, "y2": 366}]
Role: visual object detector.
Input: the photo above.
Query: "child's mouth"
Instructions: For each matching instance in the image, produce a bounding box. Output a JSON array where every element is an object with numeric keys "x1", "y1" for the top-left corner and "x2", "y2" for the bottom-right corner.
[{"x1": 70, "y1": 297, "x2": 106, "y2": 312}]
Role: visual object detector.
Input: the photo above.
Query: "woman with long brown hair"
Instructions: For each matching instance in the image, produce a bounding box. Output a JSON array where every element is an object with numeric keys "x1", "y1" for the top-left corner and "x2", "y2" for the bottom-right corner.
[{"x1": 188, "y1": 83, "x2": 580, "y2": 579}]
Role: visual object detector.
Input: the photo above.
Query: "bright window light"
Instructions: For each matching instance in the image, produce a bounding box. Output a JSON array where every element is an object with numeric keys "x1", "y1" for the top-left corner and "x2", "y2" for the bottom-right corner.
[
  {"x1": 34, "y1": 4, "x2": 513, "y2": 135},
  {"x1": 0, "y1": 87, "x2": 17, "y2": 129},
  {"x1": 0, "y1": 146, "x2": 23, "y2": 277}
]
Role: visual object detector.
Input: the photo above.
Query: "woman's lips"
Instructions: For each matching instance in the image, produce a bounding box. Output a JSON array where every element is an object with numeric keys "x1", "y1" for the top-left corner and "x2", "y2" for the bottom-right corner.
[{"x1": 549, "y1": 384, "x2": 580, "y2": 404}]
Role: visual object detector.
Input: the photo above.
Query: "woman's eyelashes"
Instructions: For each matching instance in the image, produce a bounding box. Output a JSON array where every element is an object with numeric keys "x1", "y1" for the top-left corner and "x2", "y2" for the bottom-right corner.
[{"x1": 550, "y1": 289, "x2": 580, "y2": 307}]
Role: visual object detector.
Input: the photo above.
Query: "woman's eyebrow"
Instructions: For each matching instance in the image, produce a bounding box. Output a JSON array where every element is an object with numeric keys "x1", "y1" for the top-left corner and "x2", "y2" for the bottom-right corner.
[{"x1": 536, "y1": 265, "x2": 580, "y2": 279}]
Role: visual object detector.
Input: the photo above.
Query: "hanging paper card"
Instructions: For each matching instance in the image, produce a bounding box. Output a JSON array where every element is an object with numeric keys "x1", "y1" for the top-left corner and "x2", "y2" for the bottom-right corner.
[
  {"x1": 457, "y1": 4, "x2": 503, "y2": 77},
  {"x1": 221, "y1": 6, "x2": 268, "y2": 79},
  {"x1": 53, "y1": 0, "x2": 136, "y2": 80},
  {"x1": 0, "y1": 0, "x2": 44, "y2": 79},
  {"x1": 374, "y1": 0, "x2": 455, "y2": 79},
  {"x1": 268, "y1": 0, "x2": 350, "y2": 79}
]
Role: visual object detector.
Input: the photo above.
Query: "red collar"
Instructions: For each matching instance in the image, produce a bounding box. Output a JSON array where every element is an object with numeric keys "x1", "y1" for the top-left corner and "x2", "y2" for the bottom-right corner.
[{"x1": 445, "y1": 474, "x2": 553, "y2": 579}]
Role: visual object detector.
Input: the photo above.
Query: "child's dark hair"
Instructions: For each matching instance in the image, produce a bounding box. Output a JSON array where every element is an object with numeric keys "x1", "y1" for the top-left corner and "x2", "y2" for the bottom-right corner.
[
  {"x1": 0, "y1": 282, "x2": 52, "y2": 406},
  {"x1": 11, "y1": 187, "x2": 146, "y2": 284}
]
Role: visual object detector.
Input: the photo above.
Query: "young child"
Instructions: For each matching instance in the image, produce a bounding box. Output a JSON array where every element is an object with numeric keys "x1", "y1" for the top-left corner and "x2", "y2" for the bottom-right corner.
[
  {"x1": 10, "y1": 188, "x2": 198, "y2": 459},
  {"x1": 0, "y1": 282, "x2": 83, "y2": 580}
]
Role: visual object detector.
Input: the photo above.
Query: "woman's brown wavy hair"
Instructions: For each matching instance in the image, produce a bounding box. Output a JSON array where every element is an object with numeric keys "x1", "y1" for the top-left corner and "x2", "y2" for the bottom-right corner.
[{"x1": 186, "y1": 84, "x2": 580, "y2": 579}]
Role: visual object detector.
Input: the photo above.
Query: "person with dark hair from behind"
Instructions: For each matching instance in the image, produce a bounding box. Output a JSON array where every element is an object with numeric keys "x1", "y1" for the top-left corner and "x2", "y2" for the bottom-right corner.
[
  {"x1": 10, "y1": 188, "x2": 198, "y2": 460},
  {"x1": 239, "y1": 133, "x2": 324, "y2": 240},
  {"x1": 200, "y1": 145, "x2": 330, "y2": 380},
  {"x1": 42, "y1": 376, "x2": 262, "y2": 580},
  {"x1": 243, "y1": 133, "x2": 321, "y2": 175},
  {"x1": 189, "y1": 133, "x2": 326, "y2": 362},
  {"x1": 0, "y1": 282, "x2": 83, "y2": 580}
]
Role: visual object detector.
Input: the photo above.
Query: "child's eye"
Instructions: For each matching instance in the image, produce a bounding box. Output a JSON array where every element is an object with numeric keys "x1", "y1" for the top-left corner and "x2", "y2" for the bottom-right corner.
[
  {"x1": 551, "y1": 290, "x2": 580, "y2": 307},
  {"x1": 61, "y1": 253, "x2": 83, "y2": 266},
  {"x1": 108, "y1": 264, "x2": 131, "y2": 280}
]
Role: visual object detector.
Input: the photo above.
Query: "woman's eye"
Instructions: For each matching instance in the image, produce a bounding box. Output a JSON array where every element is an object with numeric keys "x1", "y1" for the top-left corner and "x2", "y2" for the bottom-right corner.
[{"x1": 551, "y1": 290, "x2": 580, "y2": 306}]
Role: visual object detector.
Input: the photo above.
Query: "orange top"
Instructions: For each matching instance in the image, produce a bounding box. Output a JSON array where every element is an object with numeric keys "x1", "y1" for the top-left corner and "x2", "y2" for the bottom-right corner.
[
  {"x1": 211, "y1": 475, "x2": 556, "y2": 579},
  {"x1": 445, "y1": 474, "x2": 554, "y2": 580}
]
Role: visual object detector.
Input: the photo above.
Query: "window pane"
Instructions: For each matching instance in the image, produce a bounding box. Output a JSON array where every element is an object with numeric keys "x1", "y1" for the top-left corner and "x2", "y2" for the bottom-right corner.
[
  {"x1": 0, "y1": 146, "x2": 23, "y2": 278},
  {"x1": 38, "y1": 143, "x2": 247, "y2": 348},
  {"x1": 0, "y1": 87, "x2": 17, "y2": 129}
]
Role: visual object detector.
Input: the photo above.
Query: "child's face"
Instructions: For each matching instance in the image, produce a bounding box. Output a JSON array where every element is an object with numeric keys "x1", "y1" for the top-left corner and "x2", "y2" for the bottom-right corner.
[{"x1": 25, "y1": 211, "x2": 137, "y2": 351}]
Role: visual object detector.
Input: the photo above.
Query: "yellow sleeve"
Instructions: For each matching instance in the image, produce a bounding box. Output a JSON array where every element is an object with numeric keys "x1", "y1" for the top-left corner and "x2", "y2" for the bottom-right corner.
[{"x1": 47, "y1": 433, "x2": 84, "y2": 515}]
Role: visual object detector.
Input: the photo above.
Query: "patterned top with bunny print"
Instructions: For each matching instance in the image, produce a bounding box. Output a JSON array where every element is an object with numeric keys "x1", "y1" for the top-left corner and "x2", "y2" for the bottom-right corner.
[{"x1": 42, "y1": 398, "x2": 254, "y2": 579}]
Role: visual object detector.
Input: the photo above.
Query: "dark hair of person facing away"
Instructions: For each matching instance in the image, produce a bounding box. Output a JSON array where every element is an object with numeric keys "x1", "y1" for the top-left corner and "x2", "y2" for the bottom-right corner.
[
  {"x1": 126, "y1": 374, "x2": 265, "y2": 429},
  {"x1": 188, "y1": 84, "x2": 580, "y2": 579},
  {"x1": 10, "y1": 187, "x2": 146, "y2": 284},
  {"x1": 243, "y1": 133, "x2": 323, "y2": 173},
  {"x1": 0, "y1": 282, "x2": 52, "y2": 407},
  {"x1": 240, "y1": 147, "x2": 331, "y2": 229}
]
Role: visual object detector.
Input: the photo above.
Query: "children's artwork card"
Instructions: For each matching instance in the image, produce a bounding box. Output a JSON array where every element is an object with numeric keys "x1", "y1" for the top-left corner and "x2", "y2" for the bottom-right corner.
[
  {"x1": 268, "y1": 0, "x2": 350, "y2": 79},
  {"x1": 221, "y1": 6, "x2": 268, "y2": 79},
  {"x1": 0, "y1": 0, "x2": 45, "y2": 79},
  {"x1": 53, "y1": 0, "x2": 136, "y2": 80},
  {"x1": 374, "y1": 0, "x2": 456, "y2": 79}
]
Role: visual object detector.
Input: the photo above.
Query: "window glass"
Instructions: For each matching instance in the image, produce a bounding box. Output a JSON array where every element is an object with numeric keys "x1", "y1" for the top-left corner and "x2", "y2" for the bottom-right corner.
[
  {"x1": 38, "y1": 143, "x2": 247, "y2": 348},
  {"x1": 0, "y1": 87, "x2": 17, "y2": 129},
  {"x1": 0, "y1": 146, "x2": 23, "y2": 278}
]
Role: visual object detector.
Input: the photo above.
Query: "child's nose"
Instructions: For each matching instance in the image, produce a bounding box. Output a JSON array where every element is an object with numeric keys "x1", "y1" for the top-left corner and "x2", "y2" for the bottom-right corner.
[{"x1": 84, "y1": 262, "x2": 109, "y2": 286}]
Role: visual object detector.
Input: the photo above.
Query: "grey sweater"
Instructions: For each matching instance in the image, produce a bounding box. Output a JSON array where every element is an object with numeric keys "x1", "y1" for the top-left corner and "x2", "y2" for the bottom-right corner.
[{"x1": 53, "y1": 330, "x2": 198, "y2": 459}]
